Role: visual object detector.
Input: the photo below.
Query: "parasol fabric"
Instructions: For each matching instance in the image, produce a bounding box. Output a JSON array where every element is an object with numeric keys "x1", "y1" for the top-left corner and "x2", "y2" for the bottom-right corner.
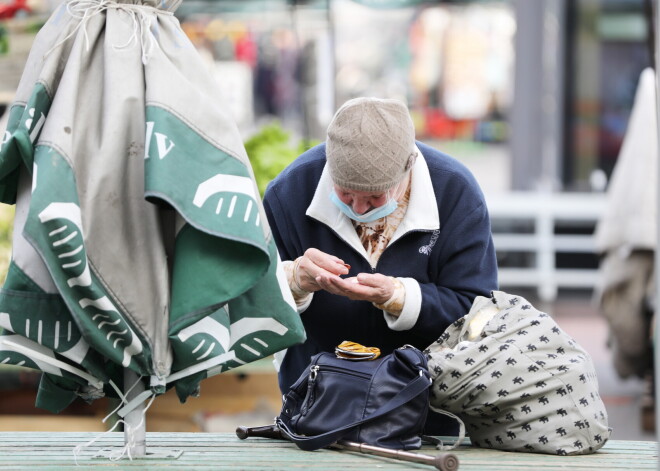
[{"x1": 0, "y1": 0, "x2": 305, "y2": 413}]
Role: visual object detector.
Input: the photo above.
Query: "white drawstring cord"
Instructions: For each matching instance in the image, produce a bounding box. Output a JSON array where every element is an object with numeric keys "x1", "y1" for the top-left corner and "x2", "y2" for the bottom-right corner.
[
  {"x1": 44, "y1": 0, "x2": 172, "y2": 64},
  {"x1": 105, "y1": 376, "x2": 142, "y2": 419},
  {"x1": 44, "y1": 0, "x2": 111, "y2": 58},
  {"x1": 110, "y1": 1, "x2": 162, "y2": 64},
  {"x1": 72, "y1": 373, "x2": 151, "y2": 465},
  {"x1": 428, "y1": 405, "x2": 466, "y2": 451},
  {"x1": 72, "y1": 414, "x2": 125, "y2": 466}
]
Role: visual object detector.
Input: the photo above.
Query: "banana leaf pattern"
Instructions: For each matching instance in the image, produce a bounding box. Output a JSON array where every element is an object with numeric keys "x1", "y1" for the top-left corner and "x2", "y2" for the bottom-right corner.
[{"x1": 0, "y1": 0, "x2": 305, "y2": 413}]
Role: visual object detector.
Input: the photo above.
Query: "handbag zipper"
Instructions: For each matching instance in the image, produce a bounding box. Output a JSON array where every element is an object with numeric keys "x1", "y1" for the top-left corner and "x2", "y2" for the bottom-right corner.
[
  {"x1": 309, "y1": 364, "x2": 372, "y2": 381},
  {"x1": 301, "y1": 364, "x2": 372, "y2": 416}
]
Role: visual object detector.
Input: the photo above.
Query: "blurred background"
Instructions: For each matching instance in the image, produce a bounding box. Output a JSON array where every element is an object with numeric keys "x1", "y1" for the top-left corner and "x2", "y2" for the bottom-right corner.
[{"x1": 0, "y1": 0, "x2": 657, "y2": 443}]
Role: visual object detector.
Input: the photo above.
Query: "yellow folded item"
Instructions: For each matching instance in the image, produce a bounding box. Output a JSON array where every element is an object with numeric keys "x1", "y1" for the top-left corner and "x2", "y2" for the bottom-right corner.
[{"x1": 335, "y1": 340, "x2": 381, "y2": 360}]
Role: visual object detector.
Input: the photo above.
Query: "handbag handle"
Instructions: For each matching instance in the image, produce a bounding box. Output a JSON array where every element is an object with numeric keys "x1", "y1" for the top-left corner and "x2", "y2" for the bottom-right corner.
[{"x1": 276, "y1": 370, "x2": 431, "y2": 451}]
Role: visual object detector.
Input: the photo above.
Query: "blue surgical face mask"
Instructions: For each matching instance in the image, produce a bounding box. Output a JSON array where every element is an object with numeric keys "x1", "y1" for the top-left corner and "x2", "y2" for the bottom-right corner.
[{"x1": 329, "y1": 190, "x2": 398, "y2": 223}]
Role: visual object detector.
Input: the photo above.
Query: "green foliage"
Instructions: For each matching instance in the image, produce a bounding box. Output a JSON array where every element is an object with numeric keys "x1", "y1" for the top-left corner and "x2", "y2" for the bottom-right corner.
[
  {"x1": 0, "y1": 24, "x2": 8, "y2": 55},
  {"x1": 0, "y1": 205, "x2": 13, "y2": 285},
  {"x1": 244, "y1": 122, "x2": 318, "y2": 196}
]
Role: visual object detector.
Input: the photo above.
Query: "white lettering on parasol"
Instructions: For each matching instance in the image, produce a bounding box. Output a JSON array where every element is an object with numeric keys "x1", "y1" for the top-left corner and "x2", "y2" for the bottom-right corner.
[
  {"x1": 144, "y1": 121, "x2": 175, "y2": 160},
  {"x1": 25, "y1": 107, "x2": 46, "y2": 143}
]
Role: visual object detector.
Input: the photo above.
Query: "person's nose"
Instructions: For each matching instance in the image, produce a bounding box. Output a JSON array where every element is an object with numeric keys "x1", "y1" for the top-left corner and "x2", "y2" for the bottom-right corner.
[{"x1": 351, "y1": 198, "x2": 372, "y2": 215}]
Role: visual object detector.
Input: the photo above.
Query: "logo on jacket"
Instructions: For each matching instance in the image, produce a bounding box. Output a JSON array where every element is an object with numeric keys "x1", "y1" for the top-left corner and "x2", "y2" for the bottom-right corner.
[{"x1": 419, "y1": 229, "x2": 440, "y2": 255}]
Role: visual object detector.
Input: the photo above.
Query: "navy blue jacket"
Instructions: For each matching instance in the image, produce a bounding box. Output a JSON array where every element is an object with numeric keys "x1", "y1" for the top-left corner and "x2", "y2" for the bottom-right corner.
[{"x1": 264, "y1": 141, "x2": 498, "y2": 434}]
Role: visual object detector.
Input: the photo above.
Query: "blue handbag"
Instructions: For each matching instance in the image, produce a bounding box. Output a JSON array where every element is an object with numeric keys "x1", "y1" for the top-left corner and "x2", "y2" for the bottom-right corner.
[{"x1": 276, "y1": 345, "x2": 432, "y2": 451}]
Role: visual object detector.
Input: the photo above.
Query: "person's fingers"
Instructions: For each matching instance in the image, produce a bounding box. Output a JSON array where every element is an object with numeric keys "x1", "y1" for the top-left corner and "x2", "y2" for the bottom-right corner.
[
  {"x1": 295, "y1": 249, "x2": 349, "y2": 292},
  {"x1": 315, "y1": 274, "x2": 346, "y2": 293},
  {"x1": 316, "y1": 274, "x2": 388, "y2": 302},
  {"x1": 304, "y1": 248, "x2": 350, "y2": 276},
  {"x1": 355, "y1": 273, "x2": 394, "y2": 304},
  {"x1": 314, "y1": 274, "x2": 346, "y2": 295},
  {"x1": 355, "y1": 273, "x2": 387, "y2": 287},
  {"x1": 295, "y1": 254, "x2": 322, "y2": 291},
  {"x1": 311, "y1": 272, "x2": 394, "y2": 305},
  {"x1": 343, "y1": 276, "x2": 361, "y2": 285}
]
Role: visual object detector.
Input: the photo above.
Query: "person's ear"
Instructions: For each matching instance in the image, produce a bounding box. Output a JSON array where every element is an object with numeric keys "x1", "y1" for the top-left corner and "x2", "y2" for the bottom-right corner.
[{"x1": 404, "y1": 151, "x2": 417, "y2": 171}]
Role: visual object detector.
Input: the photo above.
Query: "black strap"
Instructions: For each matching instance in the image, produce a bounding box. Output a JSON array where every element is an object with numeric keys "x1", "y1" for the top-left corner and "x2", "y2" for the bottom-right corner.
[{"x1": 276, "y1": 371, "x2": 430, "y2": 451}]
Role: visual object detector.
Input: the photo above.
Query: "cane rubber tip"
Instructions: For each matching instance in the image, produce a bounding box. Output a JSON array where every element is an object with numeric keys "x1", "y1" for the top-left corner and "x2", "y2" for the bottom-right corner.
[
  {"x1": 435, "y1": 453, "x2": 459, "y2": 471},
  {"x1": 235, "y1": 426, "x2": 248, "y2": 440}
]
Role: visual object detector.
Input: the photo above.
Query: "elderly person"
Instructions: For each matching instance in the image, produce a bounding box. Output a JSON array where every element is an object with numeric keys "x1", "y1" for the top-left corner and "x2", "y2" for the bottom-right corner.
[{"x1": 263, "y1": 97, "x2": 498, "y2": 434}]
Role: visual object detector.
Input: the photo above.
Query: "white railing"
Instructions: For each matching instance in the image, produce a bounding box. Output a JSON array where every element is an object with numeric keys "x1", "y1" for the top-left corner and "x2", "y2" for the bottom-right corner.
[{"x1": 487, "y1": 192, "x2": 607, "y2": 302}]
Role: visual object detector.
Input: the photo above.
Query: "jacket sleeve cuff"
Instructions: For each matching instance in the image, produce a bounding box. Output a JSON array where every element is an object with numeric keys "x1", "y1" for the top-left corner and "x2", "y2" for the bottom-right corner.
[
  {"x1": 282, "y1": 259, "x2": 314, "y2": 313},
  {"x1": 383, "y1": 277, "x2": 421, "y2": 331},
  {"x1": 296, "y1": 292, "x2": 314, "y2": 313}
]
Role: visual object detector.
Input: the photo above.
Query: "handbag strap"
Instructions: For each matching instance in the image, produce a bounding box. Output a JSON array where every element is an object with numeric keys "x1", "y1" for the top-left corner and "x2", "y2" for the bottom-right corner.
[{"x1": 276, "y1": 370, "x2": 431, "y2": 451}]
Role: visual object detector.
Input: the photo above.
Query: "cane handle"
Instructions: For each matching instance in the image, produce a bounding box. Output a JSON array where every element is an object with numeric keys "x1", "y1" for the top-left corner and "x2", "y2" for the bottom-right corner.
[{"x1": 235, "y1": 424, "x2": 282, "y2": 440}]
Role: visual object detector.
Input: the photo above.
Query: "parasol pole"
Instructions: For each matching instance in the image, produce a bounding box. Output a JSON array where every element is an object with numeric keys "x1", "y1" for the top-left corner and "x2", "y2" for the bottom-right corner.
[
  {"x1": 95, "y1": 369, "x2": 182, "y2": 461},
  {"x1": 123, "y1": 368, "x2": 146, "y2": 457},
  {"x1": 654, "y1": 0, "x2": 660, "y2": 458}
]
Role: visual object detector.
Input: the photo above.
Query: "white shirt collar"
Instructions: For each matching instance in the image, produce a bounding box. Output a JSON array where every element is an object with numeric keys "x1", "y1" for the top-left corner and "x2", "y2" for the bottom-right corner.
[{"x1": 306, "y1": 145, "x2": 440, "y2": 259}]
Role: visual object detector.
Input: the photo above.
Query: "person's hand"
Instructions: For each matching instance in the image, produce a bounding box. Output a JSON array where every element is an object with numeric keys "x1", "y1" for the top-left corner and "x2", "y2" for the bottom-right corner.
[
  {"x1": 314, "y1": 272, "x2": 394, "y2": 304},
  {"x1": 293, "y1": 248, "x2": 350, "y2": 292}
]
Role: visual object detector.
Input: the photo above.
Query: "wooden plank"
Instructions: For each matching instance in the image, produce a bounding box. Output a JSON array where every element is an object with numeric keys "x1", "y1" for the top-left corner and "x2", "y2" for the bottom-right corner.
[{"x1": 0, "y1": 432, "x2": 656, "y2": 471}]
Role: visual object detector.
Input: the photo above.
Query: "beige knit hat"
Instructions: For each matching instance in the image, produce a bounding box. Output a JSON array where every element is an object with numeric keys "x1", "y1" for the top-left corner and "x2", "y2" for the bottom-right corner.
[{"x1": 326, "y1": 97, "x2": 417, "y2": 192}]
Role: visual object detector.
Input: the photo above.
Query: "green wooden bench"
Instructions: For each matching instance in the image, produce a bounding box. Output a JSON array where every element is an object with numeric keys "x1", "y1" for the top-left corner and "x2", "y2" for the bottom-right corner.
[{"x1": 0, "y1": 432, "x2": 656, "y2": 470}]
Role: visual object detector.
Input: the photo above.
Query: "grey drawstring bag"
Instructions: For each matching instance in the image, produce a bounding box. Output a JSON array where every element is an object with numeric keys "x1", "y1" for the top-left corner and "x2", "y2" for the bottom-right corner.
[{"x1": 425, "y1": 290, "x2": 611, "y2": 455}]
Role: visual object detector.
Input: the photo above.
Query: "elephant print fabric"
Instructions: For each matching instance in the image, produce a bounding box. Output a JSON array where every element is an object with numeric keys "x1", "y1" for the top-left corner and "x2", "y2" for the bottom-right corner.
[{"x1": 425, "y1": 290, "x2": 611, "y2": 455}]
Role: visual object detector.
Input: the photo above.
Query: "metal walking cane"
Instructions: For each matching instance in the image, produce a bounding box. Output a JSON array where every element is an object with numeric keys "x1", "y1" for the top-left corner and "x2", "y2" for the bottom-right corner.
[{"x1": 236, "y1": 424, "x2": 460, "y2": 471}]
